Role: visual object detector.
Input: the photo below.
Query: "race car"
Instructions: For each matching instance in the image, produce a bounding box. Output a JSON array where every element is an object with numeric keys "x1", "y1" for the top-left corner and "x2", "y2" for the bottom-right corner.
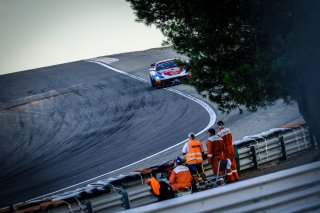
[{"x1": 148, "y1": 58, "x2": 191, "y2": 88}]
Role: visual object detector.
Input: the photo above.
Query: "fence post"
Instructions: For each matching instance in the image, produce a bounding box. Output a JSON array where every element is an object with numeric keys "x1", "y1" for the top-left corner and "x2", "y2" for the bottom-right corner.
[
  {"x1": 234, "y1": 145, "x2": 240, "y2": 172},
  {"x1": 121, "y1": 190, "x2": 130, "y2": 209},
  {"x1": 279, "y1": 136, "x2": 288, "y2": 160},
  {"x1": 308, "y1": 128, "x2": 318, "y2": 149},
  {"x1": 250, "y1": 146, "x2": 259, "y2": 170},
  {"x1": 82, "y1": 200, "x2": 93, "y2": 213}
]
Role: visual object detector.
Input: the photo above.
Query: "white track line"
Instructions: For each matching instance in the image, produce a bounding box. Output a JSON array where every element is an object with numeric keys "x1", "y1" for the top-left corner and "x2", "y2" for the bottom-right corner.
[
  {"x1": 27, "y1": 60, "x2": 216, "y2": 202},
  {"x1": 90, "y1": 61, "x2": 216, "y2": 135}
]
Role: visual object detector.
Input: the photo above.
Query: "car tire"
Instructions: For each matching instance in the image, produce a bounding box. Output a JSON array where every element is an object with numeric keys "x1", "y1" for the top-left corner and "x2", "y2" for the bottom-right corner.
[{"x1": 149, "y1": 75, "x2": 156, "y2": 88}]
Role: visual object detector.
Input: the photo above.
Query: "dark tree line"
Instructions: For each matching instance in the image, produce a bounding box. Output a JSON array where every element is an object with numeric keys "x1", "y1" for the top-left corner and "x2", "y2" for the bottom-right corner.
[{"x1": 127, "y1": 0, "x2": 320, "y2": 144}]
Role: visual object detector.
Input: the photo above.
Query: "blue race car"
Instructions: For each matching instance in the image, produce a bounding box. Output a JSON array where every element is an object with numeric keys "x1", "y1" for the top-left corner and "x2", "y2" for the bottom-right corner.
[{"x1": 149, "y1": 58, "x2": 191, "y2": 88}]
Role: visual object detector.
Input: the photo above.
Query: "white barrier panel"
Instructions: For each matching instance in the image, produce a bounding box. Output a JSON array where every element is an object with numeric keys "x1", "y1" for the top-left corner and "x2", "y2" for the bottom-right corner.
[{"x1": 121, "y1": 161, "x2": 320, "y2": 213}]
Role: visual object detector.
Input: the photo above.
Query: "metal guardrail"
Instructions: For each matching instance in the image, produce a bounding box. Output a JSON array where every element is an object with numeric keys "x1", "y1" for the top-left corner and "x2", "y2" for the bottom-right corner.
[
  {"x1": 44, "y1": 174, "x2": 159, "y2": 213},
  {"x1": 121, "y1": 160, "x2": 320, "y2": 213},
  {"x1": 235, "y1": 125, "x2": 312, "y2": 171},
  {"x1": 3, "y1": 124, "x2": 317, "y2": 213}
]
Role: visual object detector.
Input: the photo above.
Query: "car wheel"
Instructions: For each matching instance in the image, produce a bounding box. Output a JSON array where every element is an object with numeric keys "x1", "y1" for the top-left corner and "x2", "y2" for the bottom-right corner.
[{"x1": 149, "y1": 76, "x2": 156, "y2": 88}]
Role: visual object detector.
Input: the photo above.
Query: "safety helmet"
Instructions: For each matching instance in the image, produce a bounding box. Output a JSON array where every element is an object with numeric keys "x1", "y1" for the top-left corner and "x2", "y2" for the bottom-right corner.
[{"x1": 175, "y1": 156, "x2": 183, "y2": 165}]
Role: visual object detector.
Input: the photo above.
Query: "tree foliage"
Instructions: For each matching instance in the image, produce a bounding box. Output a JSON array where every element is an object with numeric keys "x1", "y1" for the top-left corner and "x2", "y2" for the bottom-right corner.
[{"x1": 127, "y1": 0, "x2": 320, "y2": 143}]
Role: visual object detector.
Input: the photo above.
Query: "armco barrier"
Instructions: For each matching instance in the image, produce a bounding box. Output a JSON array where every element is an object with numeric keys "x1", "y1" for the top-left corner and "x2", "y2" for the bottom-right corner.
[
  {"x1": 122, "y1": 161, "x2": 320, "y2": 213},
  {"x1": 46, "y1": 173, "x2": 160, "y2": 213},
  {"x1": 235, "y1": 123, "x2": 312, "y2": 171},
  {"x1": 2, "y1": 122, "x2": 317, "y2": 213}
]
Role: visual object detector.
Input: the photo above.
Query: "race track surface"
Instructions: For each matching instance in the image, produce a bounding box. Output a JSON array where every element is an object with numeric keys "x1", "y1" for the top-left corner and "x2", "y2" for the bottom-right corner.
[{"x1": 0, "y1": 61, "x2": 209, "y2": 207}]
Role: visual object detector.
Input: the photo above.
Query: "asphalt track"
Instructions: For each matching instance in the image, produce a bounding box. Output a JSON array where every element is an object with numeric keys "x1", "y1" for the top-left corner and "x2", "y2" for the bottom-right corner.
[{"x1": 0, "y1": 61, "x2": 210, "y2": 207}]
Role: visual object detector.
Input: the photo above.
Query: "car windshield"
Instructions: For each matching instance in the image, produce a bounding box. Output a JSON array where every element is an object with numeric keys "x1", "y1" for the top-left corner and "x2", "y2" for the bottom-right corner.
[{"x1": 156, "y1": 60, "x2": 177, "y2": 71}]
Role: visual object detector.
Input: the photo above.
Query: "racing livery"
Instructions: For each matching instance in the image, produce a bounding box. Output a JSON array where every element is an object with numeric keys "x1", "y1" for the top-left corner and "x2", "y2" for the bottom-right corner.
[{"x1": 149, "y1": 58, "x2": 191, "y2": 88}]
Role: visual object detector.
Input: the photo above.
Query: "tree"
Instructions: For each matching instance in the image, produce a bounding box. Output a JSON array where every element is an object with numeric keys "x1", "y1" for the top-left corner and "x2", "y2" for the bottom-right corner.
[{"x1": 127, "y1": 0, "x2": 320, "y2": 144}]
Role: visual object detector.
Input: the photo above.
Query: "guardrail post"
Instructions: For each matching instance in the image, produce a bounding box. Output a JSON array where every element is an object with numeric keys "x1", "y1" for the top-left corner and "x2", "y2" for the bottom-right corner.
[
  {"x1": 9, "y1": 205, "x2": 16, "y2": 212},
  {"x1": 121, "y1": 190, "x2": 131, "y2": 209},
  {"x1": 234, "y1": 146, "x2": 241, "y2": 172},
  {"x1": 279, "y1": 136, "x2": 288, "y2": 160},
  {"x1": 250, "y1": 146, "x2": 259, "y2": 170},
  {"x1": 82, "y1": 200, "x2": 93, "y2": 213},
  {"x1": 309, "y1": 128, "x2": 317, "y2": 149}
]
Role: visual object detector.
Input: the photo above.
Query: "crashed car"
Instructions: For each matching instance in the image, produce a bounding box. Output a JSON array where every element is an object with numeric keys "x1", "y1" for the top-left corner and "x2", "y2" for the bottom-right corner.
[{"x1": 148, "y1": 58, "x2": 191, "y2": 88}]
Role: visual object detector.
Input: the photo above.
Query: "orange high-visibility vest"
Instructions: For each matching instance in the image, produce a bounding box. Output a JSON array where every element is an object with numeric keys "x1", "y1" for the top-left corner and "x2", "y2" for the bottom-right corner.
[
  {"x1": 185, "y1": 139, "x2": 203, "y2": 164},
  {"x1": 169, "y1": 165, "x2": 193, "y2": 185},
  {"x1": 218, "y1": 127, "x2": 239, "y2": 181},
  {"x1": 169, "y1": 165, "x2": 193, "y2": 191},
  {"x1": 206, "y1": 135, "x2": 225, "y2": 159},
  {"x1": 217, "y1": 128, "x2": 233, "y2": 159},
  {"x1": 145, "y1": 177, "x2": 160, "y2": 196}
]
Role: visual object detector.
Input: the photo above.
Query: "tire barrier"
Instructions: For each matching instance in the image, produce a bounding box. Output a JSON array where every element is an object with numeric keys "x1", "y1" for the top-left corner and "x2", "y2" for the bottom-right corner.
[{"x1": 1, "y1": 121, "x2": 317, "y2": 213}]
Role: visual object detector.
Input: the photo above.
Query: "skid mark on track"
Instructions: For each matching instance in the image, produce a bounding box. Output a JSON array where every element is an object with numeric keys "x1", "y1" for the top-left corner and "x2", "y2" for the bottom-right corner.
[
  {"x1": 88, "y1": 61, "x2": 216, "y2": 132},
  {"x1": 81, "y1": 63, "x2": 216, "y2": 174},
  {"x1": 28, "y1": 60, "x2": 217, "y2": 201}
]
